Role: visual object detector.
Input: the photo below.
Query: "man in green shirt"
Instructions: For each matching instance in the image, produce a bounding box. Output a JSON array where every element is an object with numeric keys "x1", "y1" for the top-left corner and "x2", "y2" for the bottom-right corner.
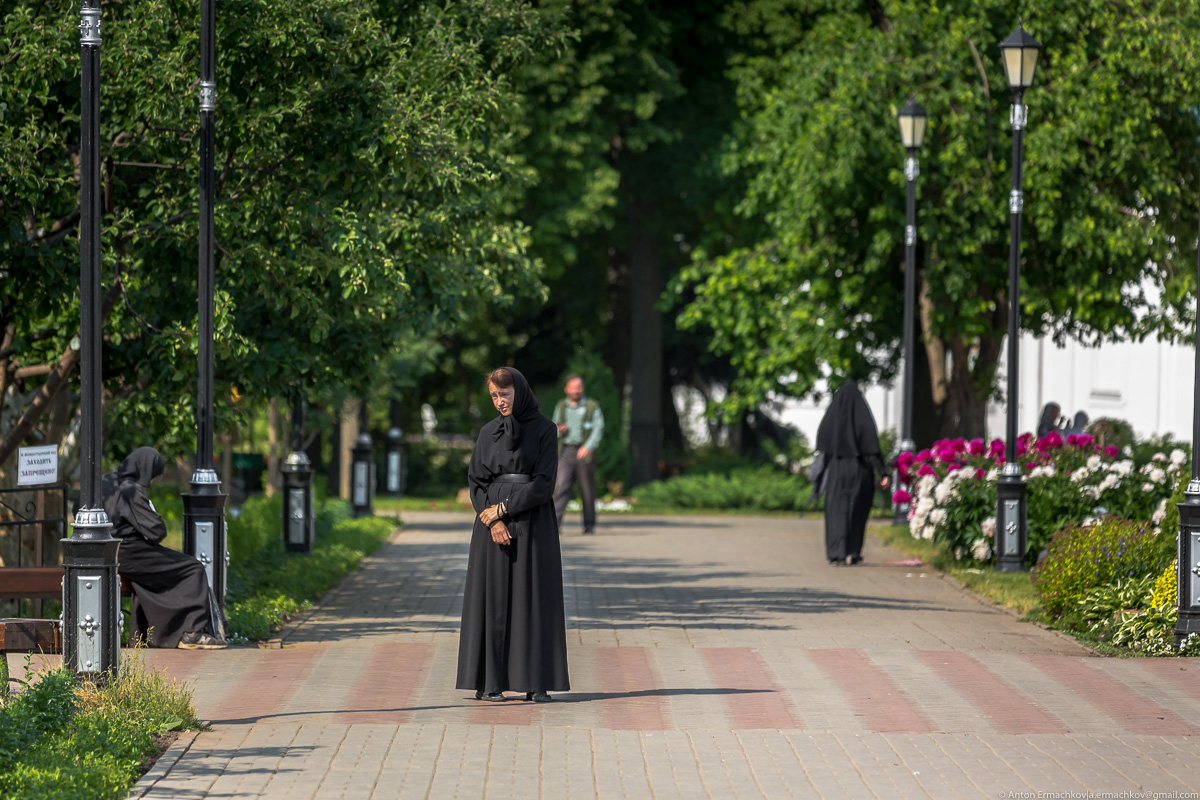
[{"x1": 552, "y1": 374, "x2": 604, "y2": 534}]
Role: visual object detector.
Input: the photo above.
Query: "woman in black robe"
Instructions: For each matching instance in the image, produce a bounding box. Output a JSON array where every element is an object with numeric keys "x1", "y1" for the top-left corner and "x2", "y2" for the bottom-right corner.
[
  {"x1": 102, "y1": 447, "x2": 226, "y2": 649},
  {"x1": 456, "y1": 367, "x2": 570, "y2": 702},
  {"x1": 814, "y1": 381, "x2": 888, "y2": 565}
]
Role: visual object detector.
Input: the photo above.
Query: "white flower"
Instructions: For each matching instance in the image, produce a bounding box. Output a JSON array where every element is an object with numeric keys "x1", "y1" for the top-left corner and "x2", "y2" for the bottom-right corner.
[
  {"x1": 918, "y1": 474, "x2": 937, "y2": 495},
  {"x1": 1082, "y1": 516, "x2": 1098, "y2": 527},
  {"x1": 1150, "y1": 467, "x2": 1166, "y2": 483},
  {"x1": 981, "y1": 517, "x2": 996, "y2": 539},
  {"x1": 971, "y1": 539, "x2": 992, "y2": 561},
  {"x1": 920, "y1": 525, "x2": 935, "y2": 541},
  {"x1": 1153, "y1": 507, "x2": 1167, "y2": 524},
  {"x1": 986, "y1": 468, "x2": 1000, "y2": 482},
  {"x1": 1041, "y1": 465, "x2": 1056, "y2": 478},
  {"x1": 954, "y1": 546, "x2": 965, "y2": 561},
  {"x1": 1070, "y1": 467, "x2": 1090, "y2": 483},
  {"x1": 1083, "y1": 486, "x2": 1102, "y2": 500},
  {"x1": 1111, "y1": 460, "x2": 1134, "y2": 476},
  {"x1": 1097, "y1": 474, "x2": 1119, "y2": 493},
  {"x1": 1171, "y1": 449, "x2": 1188, "y2": 465},
  {"x1": 934, "y1": 482, "x2": 954, "y2": 504},
  {"x1": 1142, "y1": 482, "x2": 1155, "y2": 493},
  {"x1": 930, "y1": 508, "x2": 948, "y2": 526},
  {"x1": 1153, "y1": 452, "x2": 1167, "y2": 462},
  {"x1": 1087, "y1": 455, "x2": 1102, "y2": 469}
]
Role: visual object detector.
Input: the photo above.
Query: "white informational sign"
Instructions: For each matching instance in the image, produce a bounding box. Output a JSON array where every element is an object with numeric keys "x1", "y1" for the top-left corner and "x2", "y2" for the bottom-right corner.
[{"x1": 17, "y1": 444, "x2": 59, "y2": 486}]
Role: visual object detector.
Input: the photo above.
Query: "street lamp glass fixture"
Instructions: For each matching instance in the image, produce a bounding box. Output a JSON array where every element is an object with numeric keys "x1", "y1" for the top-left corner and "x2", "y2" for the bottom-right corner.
[
  {"x1": 897, "y1": 96, "x2": 927, "y2": 150},
  {"x1": 999, "y1": 22, "x2": 1041, "y2": 90}
]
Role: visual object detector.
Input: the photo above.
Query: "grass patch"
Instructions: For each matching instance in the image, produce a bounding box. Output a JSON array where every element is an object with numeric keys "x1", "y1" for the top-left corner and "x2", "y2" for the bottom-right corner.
[
  {"x1": 872, "y1": 523, "x2": 1041, "y2": 618},
  {"x1": 374, "y1": 495, "x2": 471, "y2": 513},
  {"x1": 0, "y1": 646, "x2": 203, "y2": 800},
  {"x1": 225, "y1": 495, "x2": 396, "y2": 641}
]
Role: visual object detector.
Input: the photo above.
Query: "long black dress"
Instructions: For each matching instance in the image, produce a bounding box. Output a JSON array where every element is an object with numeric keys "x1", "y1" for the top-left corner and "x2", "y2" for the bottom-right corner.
[
  {"x1": 456, "y1": 369, "x2": 570, "y2": 695},
  {"x1": 815, "y1": 381, "x2": 887, "y2": 563},
  {"x1": 102, "y1": 447, "x2": 222, "y2": 648}
]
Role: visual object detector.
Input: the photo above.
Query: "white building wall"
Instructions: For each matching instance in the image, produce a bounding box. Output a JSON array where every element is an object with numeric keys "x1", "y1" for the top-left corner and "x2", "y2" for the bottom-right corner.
[{"x1": 758, "y1": 335, "x2": 1196, "y2": 450}]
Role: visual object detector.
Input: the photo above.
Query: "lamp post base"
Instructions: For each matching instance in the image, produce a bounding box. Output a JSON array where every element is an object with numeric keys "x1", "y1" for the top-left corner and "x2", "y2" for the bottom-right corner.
[
  {"x1": 1174, "y1": 490, "x2": 1200, "y2": 648},
  {"x1": 182, "y1": 469, "x2": 228, "y2": 624},
  {"x1": 995, "y1": 471, "x2": 1027, "y2": 572},
  {"x1": 61, "y1": 510, "x2": 121, "y2": 678}
]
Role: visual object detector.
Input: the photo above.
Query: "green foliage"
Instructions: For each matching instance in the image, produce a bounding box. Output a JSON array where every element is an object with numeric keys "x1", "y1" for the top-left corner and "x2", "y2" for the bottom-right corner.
[
  {"x1": 0, "y1": 651, "x2": 200, "y2": 800},
  {"x1": 1077, "y1": 576, "x2": 1157, "y2": 627},
  {"x1": 397, "y1": 440, "x2": 473, "y2": 496},
  {"x1": 677, "y1": 1, "x2": 1200, "y2": 435},
  {"x1": 1090, "y1": 418, "x2": 1136, "y2": 454},
  {"x1": 1, "y1": 0, "x2": 563, "y2": 463},
  {"x1": 630, "y1": 465, "x2": 811, "y2": 512},
  {"x1": 1111, "y1": 604, "x2": 1179, "y2": 655},
  {"x1": 1033, "y1": 518, "x2": 1165, "y2": 622},
  {"x1": 225, "y1": 495, "x2": 393, "y2": 640},
  {"x1": 1158, "y1": 470, "x2": 1189, "y2": 564}
]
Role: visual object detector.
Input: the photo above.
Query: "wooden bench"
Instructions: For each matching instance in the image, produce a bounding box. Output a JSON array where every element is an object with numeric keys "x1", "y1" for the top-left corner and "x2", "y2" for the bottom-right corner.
[
  {"x1": 0, "y1": 617, "x2": 62, "y2": 695},
  {"x1": 0, "y1": 566, "x2": 132, "y2": 600}
]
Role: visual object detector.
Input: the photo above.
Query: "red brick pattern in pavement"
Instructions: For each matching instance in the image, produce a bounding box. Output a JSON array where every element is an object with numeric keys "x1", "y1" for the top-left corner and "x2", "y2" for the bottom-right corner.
[
  {"x1": 701, "y1": 647, "x2": 803, "y2": 730},
  {"x1": 597, "y1": 645, "x2": 669, "y2": 730},
  {"x1": 916, "y1": 649, "x2": 1068, "y2": 734},
  {"x1": 808, "y1": 647, "x2": 937, "y2": 733},
  {"x1": 1025, "y1": 654, "x2": 1200, "y2": 736},
  {"x1": 334, "y1": 642, "x2": 433, "y2": 724},
  {"x1": 208, "y1": 646, "x2": 321, "y2": 724}
]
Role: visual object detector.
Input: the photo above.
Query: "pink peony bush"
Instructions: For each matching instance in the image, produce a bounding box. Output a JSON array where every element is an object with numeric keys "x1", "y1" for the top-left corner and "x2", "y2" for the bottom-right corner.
[{"x1": 894, "y1": 434, "x2": 1183, "y2": 567}]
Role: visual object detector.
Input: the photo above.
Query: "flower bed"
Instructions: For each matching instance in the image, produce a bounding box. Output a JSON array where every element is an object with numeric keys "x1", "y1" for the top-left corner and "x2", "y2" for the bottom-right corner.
[{"x1": 894, "y1": 433, "x2": 1184, "y2": 567}]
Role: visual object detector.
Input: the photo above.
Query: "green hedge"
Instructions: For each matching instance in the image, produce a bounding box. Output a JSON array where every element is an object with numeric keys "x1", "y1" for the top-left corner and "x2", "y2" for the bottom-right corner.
[
  {"x1": 225, "y1": 495, "x2": 393, "y2": 641},
  {"x1": 630, "y1": 466, "x2": 814, "y2": 512}
]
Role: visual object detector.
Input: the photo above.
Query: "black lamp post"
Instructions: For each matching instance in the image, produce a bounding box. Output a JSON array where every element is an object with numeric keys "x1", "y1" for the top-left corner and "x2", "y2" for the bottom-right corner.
[
  {"x1": 1174, "y1": 189, "x2": 1200, "y2": 648},
  {"x1": 182, "y1": 0, "x2": 228, "y2": 614},
  {"x1": 351, "y1": 403, "x2": 375, "y2": 517},
  {"x1": 62, "y1": 0, "x2": 122, "y2": 678},
  {"x1": 385, "y1": 425, "x2": 405, "y2": 497},
  {"x1": 281, "y1": 395, "x2": 314, "y2": 553},
  {"x1": 994, "y1": 21, "x2": 1041, "y2": 572},
  {"x1": 894, "y1": 96, "x2": 927, "y2": 525}
]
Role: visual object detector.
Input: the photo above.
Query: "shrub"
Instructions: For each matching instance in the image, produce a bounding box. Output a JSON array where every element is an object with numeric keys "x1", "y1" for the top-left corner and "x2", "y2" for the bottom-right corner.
[
  {"x1": 0, "y1": 650, "x2": 202, "y2": 800},
  {"x1": 900, "y1": 434, "x2": 1186, "y2": 567},
  {"x1": 1032, "y1": 518, "x2": 1165, "y2": 620},
  {"x1": 1077, "y1": 576, "x2": 1157, "y2": 626},
  {"x1": 630, "y1": 466, "x2": 813, "y2": 512},
  {"x1": 1150, "y1": 559, "x2": 1178, "y2": 608},
  {"x1": 1112, "y1": 604, "x2": 1179, "y2": 655}
]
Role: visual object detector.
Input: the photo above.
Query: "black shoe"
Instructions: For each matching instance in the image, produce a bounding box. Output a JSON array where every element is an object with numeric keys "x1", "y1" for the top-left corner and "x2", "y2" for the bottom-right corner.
[
  {"x1": 178, "y1": 631, "x2": 228, "y2": 650},
  {"x1": 846, "y1": 554, "x2": 862, "y2": 565},
  {"x1": 474, "y1": 690, "x2": 506, "y2": 702},
  {"x1": 583, "y1": 527, "x2": 594, "y2": 535},
  {"x1": 525, "y1": 691, "x2": 552, "y2": 703},
  {"x1": 828, "y1": 558, "x2": 841, "y2": 566}
]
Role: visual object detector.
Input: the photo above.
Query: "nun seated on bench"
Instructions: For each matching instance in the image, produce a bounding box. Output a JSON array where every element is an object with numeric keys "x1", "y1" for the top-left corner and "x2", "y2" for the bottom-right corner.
[{"x1": 100, "y1": 447, "x2": 227, "y2": 650}]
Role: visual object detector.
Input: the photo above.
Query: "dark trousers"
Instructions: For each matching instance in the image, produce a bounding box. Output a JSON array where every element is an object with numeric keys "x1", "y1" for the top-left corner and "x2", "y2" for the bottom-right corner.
[{"x1": 554, "y1": 444, "x2": 596, "y2": 530}]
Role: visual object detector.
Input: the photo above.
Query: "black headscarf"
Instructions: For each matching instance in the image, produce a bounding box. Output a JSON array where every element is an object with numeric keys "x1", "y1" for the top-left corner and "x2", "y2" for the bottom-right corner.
[
  {"x1": 1037, "y1": 403, "x2": 1061, "y2": 437},
  {"x1": 492, "y1": 367, "x2": 541, "y2": 450},
  {"x1": 816, "y1": 381, "x2": 882, "y2": 458},
  {"x1": 102, "y1": 446, "x2": 167, "y2": 542},
  {"x1": 117, "y1": 446, "x2": 166, "y2": 486}
]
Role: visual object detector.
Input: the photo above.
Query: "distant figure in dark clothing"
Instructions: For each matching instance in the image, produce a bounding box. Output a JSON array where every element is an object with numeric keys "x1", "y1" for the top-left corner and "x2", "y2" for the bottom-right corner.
[
  {"x1": 102, "y1": 447, "x2": 226, "y2": 649},
  {"x1": 1037, "y1": 403, "x2": 1064, "y2": 437},
  {"x1": 1064, "y1": 410, "x2": 1089, "y2": 436},
  {"x1": 813, "y1": 381, "x2": 888, "y2": 566},
  {"x1": 456, "y1": 367, "x2": 570, "y2": 703}
]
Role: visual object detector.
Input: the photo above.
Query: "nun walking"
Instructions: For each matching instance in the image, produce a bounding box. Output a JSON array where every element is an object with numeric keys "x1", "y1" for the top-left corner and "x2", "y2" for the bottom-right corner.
[
  {"x1": 456, "y1": 367, "x2": 570, "y2": 702},
  {"x1": 813, "y1": 381, "x2": 889, "y2": 565}
]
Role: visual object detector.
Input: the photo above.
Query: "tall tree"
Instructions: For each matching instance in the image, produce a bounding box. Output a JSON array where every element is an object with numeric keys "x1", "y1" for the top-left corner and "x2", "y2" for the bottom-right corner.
[
  {"x1": 0, "y1": 0, "x2": 559, "y2": 468},
  {"x1": 678, "y1": 0, "x2": 1200, "y2": 438}
]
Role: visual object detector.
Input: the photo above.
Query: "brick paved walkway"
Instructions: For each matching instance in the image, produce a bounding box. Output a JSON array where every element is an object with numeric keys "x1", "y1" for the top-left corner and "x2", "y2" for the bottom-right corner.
[{"x1": 33, "y1": 512, "x2": 1200, "y2": 797}]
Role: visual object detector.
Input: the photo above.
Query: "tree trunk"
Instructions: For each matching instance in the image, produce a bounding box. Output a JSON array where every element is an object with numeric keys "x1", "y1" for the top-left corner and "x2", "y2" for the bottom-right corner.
[
  {"x1": 661, "y1": 369, "x2": 685, "y2": 456},
  {"x1": 628, "y1": 210, "x2": 662, "y2": 488},
  {"x1": 606, "y1": 245, "x2": 631, "y2": 395},
  {"x1": 266, "y1": 396, "x2": 280, "y2": 497}
]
